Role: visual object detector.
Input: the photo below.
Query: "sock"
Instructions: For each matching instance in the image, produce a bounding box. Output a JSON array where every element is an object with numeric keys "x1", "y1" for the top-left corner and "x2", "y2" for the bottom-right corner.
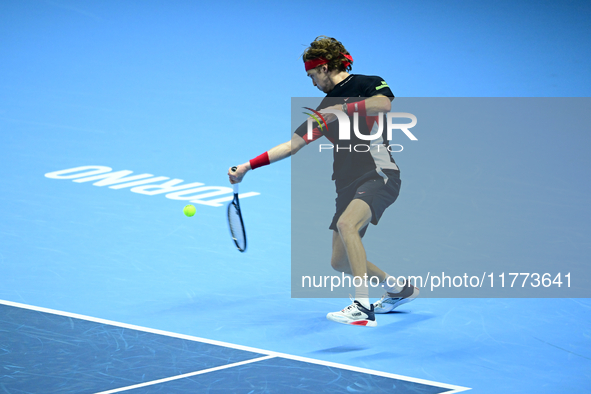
[{"x1": 355, "y1": 281, "x2": 370, "y2": 309}]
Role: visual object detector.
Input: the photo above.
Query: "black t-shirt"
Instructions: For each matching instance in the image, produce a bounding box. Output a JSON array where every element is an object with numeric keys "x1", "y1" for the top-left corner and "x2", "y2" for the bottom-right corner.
[{"x1": 295, "y1": 74, "x2": 399, "y2": 189}]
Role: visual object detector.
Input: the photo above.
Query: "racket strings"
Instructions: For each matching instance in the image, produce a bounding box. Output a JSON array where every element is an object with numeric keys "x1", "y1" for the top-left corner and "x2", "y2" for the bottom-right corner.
[{"x1": 228, "y1": 203, "x2": 246, "y2": 250}]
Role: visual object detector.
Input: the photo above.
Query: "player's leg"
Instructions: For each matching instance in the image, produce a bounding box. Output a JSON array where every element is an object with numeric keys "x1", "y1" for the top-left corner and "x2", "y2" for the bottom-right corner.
[
  {"x1": 327, "y1": 184, "x2": 375, "y2": 302},
  {"x1": 334, "y1": 199, "x2": 373, "y2": 284},
  {"x1": 326, "y1": 199, "x2": 378, "y2": 326}
]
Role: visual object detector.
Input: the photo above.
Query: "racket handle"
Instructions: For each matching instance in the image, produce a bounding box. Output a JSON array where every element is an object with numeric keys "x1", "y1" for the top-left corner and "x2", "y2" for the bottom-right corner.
[{"x1": 230, "y1": 166, "x2": 239, "y2": 193}]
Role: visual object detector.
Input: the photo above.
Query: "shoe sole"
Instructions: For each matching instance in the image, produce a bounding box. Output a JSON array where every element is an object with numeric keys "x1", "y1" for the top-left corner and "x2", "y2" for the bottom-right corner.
[{"x1": 326, "y1": 314, "x2": 377, "y2": 327}]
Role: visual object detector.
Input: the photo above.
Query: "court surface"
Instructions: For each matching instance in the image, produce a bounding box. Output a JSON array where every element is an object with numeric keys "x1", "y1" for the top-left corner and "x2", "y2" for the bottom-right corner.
[{"x1": 1, "y1": 1, "x2": 591, "y2": 393}]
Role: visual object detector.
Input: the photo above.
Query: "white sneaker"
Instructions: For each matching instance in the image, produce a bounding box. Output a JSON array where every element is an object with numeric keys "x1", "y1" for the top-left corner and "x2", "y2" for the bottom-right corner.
[
  {"x1": 327, "y1": 300, "x2": 377, "y2": 327},
  {"x1": 373, "y1": 284, "x2": 419, "y2": 314}
]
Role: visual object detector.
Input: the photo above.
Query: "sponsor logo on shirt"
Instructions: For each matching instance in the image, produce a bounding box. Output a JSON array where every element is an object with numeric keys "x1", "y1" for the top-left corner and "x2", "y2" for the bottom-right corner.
[{"x1": 376, "y1": 81, "x2": 389, "y2": 90}]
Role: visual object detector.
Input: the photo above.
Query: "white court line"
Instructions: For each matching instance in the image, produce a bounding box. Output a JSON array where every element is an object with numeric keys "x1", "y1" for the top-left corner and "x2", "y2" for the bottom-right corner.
[
  {"x1": 0, "y1": 299, "x2": 470, "y2": 393},
  {"x1": 93, "y1": 355, "x2": 275, "y2": 394}
]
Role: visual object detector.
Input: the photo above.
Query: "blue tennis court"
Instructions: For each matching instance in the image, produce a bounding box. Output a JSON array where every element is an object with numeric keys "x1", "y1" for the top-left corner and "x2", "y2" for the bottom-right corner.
[{"x1": 1, "y1": 1, "x2": 590, "y2": 393}]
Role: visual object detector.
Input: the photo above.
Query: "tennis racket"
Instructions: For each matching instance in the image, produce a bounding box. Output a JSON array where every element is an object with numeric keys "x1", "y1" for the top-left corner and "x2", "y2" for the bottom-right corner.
[{"x1": 227, "y1": 166, "x2": 247, "y2": 252}]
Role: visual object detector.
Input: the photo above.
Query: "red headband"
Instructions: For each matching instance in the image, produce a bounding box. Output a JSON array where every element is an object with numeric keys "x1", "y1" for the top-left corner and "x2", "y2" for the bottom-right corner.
[{"x1": 304, "y1": 53, "x2": 353, "y2": 71}]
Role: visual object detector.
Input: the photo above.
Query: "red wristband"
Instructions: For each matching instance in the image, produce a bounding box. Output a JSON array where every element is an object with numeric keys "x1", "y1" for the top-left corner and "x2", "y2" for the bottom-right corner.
[
  {"x1": 249, "y1": 151, "x2": 270, "y2": 170},
  {"x1": 347, "y1": 100, "x2": 366, "y2": 117}
]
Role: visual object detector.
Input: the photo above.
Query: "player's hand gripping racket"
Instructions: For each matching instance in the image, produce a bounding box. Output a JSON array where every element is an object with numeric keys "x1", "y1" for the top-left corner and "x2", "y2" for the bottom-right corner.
[{"x1": 228, "y1": 166, "x2": 247, "y2": 252}]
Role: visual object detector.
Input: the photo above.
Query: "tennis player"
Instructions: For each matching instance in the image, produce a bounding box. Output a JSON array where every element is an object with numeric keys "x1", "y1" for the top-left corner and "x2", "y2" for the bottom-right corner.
[{"x1": 228, "y1": 36, "x2": 418, "y2": 327}]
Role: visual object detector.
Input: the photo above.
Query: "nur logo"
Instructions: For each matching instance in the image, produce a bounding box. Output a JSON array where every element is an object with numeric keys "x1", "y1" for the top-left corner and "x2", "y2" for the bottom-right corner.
[{"x1": 303, "y1": 107, "x2": 418, "y2": 142}]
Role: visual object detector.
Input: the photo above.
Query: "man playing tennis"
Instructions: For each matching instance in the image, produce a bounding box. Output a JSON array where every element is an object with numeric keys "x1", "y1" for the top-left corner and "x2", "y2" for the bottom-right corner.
[{"x1": 228, "y1": 36, "x2": 418, "y2": 327}]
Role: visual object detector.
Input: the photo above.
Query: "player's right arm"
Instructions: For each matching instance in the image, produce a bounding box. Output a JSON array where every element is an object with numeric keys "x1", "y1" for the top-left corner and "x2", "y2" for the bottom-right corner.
[{"x1": 228, "y1": 133, "x2": 307, "y2": 184}]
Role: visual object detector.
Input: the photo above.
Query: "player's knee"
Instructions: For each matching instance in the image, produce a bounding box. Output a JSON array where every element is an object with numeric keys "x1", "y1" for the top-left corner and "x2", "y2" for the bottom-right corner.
[{"x1": 336, "y1": 219, "x2": 356, "y2": 235}]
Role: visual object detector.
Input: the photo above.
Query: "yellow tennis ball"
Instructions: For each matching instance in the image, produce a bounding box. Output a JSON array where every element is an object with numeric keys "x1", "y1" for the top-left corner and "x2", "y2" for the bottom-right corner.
[{"x1": 183, "y1": 204, "x2": 196, "y2": 217}]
